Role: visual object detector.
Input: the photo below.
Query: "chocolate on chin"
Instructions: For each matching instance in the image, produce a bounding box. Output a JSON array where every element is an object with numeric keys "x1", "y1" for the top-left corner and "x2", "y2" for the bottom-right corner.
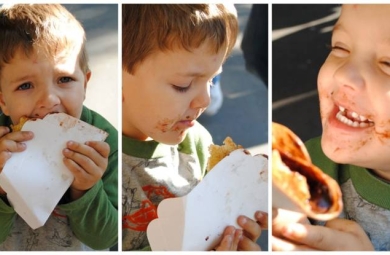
[{"x1": 272, "y1": 122, "x2": 343, "y2": 221}]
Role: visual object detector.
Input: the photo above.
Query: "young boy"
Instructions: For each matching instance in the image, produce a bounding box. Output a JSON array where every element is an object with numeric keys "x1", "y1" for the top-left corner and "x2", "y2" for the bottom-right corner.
[
  {"x1": 273, "y1": 4, "x2": 390, "y2": 251},
  {"x1": 122, "y1": 4, "x2": 267, "y2": 251},
  {"x1": 0, "y1": 4, "x2": 118, "y2": 251}
]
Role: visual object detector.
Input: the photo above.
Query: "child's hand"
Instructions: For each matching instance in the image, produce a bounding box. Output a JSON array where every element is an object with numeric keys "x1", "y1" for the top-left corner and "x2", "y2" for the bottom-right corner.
[
  {"x1": 63, "y1": 140, "x2": 110, "y2": 200},
  {"x1": 272, "y1": 208, "x2": 310, "y2": 239},
  {"x1": 213, "y1": 211, "x2": 267, "y2": 251},
  {"x1": 0, "y1": 126, "x2": 34, "y2": 194},
  {"x1": 272, "y1": 218, "x2": 374, "y2": 251},
  {"x1": 213, "y1": 226, "x2": 242, "y2": 251}
]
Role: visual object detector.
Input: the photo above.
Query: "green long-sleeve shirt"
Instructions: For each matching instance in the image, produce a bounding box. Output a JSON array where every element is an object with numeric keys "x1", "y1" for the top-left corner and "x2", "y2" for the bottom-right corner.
[{"x1": 0, "y1": 106, "x2": 118, "y2": 251}]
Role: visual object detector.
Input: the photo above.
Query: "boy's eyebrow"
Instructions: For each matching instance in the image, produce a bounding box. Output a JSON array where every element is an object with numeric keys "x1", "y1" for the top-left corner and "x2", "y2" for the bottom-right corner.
[
  {"x1": 176, "y1": 67, "x2": 223, "y2": 78},
  {"x1": 9, "y1": 74, "x2": 34, "y2": 84}
]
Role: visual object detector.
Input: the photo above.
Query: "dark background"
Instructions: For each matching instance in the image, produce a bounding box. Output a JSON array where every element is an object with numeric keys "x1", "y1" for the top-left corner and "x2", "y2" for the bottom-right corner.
[{"x1": 272, "y1": 4, "x2": 340, "y2": 142}]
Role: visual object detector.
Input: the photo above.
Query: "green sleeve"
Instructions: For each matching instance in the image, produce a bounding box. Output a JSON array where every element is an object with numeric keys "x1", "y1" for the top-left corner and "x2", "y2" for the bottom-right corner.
[
  {"x1": 0, "y1": 115, "x2": 16, "y2": 244},
  {"x1": 0, "y1": 196, "x2": 15, "y2": 244},
  {"x1": 178, "y1": 121, "x2": 213, "y2": 177},
  {"x1": 58, "y1": 149, "x2": 118, "y2": 250}
]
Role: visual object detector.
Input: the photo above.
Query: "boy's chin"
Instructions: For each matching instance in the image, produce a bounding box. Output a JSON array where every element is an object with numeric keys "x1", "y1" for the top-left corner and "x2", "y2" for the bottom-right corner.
[{"x1": 156, "y1": 130, "x2": 188, "y2": 145}]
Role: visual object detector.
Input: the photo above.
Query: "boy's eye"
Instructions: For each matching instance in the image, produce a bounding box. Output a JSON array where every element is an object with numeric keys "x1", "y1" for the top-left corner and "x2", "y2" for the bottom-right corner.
[
  {"x1": 172, "y1": 85, "x2": 190, "y2": 93},
  {"x1": 329, "y1": 44, "x2": 349, "y2": 58},
  {"x1": 379, "y1": 60, "x2": 390, "y2": 76},
  {"x1": 59, "y1": 77, "x2": 74, "y2": 83},
  {"x1": 17, "y1": 83, "x2": 32, "y2": 90},
  {"x1": 380, "y1": 61, "x2": 390, "y2": 67}
]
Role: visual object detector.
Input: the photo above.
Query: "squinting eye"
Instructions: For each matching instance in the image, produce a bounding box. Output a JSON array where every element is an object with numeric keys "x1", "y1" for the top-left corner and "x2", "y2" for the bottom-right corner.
[
  {"x1": 329, "y1": 44, "x2": 349, "y2": 58},
  {"x1": 59, "y1": 77, "x2": 73, "y2": 83},
  {"x1": 331, "y1": 45, "x2": 347, "y2": 52},
  {"x1": 17, "y1": 83, "x2": 32, "y2": 90},
  {"x1": 172, "y1": 85, "x2": 190, "y2": 93},
  {"x1": 379, "y1": 61, "x2": 390, "y2": 76},
  {"x1": 381, "y1": 61, "x2": 390, "y2": 67}
]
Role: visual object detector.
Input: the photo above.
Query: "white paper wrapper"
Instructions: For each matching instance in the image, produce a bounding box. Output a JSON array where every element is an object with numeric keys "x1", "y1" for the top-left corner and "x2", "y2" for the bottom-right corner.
[
  {"x1": 0, "y1": 113, "x2": 108, "y2": 229},
  {"x1": 147, "y1": 149, "x2": 268, "y2": 251}
]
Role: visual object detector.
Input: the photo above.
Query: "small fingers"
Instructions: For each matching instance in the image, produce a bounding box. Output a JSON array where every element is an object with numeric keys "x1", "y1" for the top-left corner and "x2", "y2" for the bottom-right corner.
[
  {"x1": 238, "y1": 215, "x2": 261, "y2": 242},
  {"x1": 238, "y1": 235, "x2": 261, "y2": 251},
  {"x1": 255, "y1": 211, "x2": 268, "y2": 229},
  {"x1": 272, "y1": 236, "x2": 315, "y2": 251},
  {"x1": 0, "y1": 126, "x2": 10, "y2": 137},
  {"x1": 85, "y1": 141, "x2": 110, "y2": 158},
  {"x1": 216, "y1": 227, "x2": 242, "y2": 251},
  {"x1": 64, "y1": 141, "x2": 108, "y2": 171}
]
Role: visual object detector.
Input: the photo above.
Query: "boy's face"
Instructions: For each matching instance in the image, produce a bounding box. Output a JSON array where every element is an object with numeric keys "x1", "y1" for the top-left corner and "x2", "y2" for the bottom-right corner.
[
  {"x1": 122, "y1": 42, "x2": 225, "y2": 145},
  {"x1": 318, "y1": 4, "x2": 390, "y2": 176},
  {"x1": 0, "y1": 47, "x2": 90, "y2": 124}
]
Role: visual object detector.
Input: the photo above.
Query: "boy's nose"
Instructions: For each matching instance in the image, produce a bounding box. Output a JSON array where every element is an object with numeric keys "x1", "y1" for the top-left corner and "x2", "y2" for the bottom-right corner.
[
  {"x1": 35, "y1": 87, "x2": 61, "y2": 116},
  {"x1": 334, "y1": 58, "x2": 365, "y2": 91},
  {"x1": 191, "y1": 85, "x2": 211, "y2": 110}
]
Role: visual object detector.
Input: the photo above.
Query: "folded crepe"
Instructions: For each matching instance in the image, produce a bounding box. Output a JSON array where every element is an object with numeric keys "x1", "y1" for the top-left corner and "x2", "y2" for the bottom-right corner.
[{"x1": 272, "y1": 122, "x2": 342, "y2": 221}]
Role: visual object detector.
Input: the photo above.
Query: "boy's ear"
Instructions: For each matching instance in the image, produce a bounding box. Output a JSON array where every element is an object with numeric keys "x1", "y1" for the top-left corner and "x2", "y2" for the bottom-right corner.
[
  {"x1": 0, "y1": 91, "x2": 10, "y2": 116},
  {"x1": 84, "y1": 71, "x2": 92, "y2": 91},
  {"x1": 83, "y1": 71, "x2": 92, "y2": 101}
]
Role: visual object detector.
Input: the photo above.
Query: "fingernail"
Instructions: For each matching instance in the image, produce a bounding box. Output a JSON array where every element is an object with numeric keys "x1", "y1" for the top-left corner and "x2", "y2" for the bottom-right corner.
[
  {"x1": 238, "y1": 216, "x2": 247, "y2": 225},
  {"x1": 256, "y1": 211, "x2": 263, "y2": 219}
]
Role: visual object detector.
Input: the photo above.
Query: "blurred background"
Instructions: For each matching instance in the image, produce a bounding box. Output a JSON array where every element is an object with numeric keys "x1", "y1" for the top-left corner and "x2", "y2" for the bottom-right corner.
[
  {"x1": 199, "y1": 4, "x2": 268, "y2": 156},
  {"x1": 272, "y1": 4, "x2": 340, "y2": 142}
]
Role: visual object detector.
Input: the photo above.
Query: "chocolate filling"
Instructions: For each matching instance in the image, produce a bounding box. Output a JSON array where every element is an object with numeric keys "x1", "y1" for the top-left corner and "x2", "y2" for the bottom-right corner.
[{"x1": 281, "y1": 155, "x2": 332, "y2": 213}]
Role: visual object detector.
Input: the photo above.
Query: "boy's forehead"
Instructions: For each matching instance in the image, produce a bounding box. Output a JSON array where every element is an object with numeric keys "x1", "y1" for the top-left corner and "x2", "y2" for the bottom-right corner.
[
  {"x1": 336, "y1": 5, "x2": 390, "y2": 33},
  {"x1": 340, "y1": 4, "x2": 390, "y2": 19},
  {"x1": 10, "y1": 46, "x2": 75, "y2": 62}
]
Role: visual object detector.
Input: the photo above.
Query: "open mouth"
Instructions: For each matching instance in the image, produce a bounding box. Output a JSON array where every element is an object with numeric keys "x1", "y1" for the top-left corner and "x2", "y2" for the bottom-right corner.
[{"x1": 336, "y1": 105, "x2": 374, "y2": 128}]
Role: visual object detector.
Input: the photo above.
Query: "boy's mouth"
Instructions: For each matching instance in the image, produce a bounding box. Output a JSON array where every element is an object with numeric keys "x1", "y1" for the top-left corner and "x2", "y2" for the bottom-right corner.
[{"x1": 335, "y1": 105, "x2": 374, "y2": 128}]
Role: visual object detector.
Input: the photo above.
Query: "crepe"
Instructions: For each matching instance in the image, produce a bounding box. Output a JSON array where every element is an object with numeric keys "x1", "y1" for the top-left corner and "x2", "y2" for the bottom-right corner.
[
  {"x1": 272, "y1": 122, "x2": 342, "y2": 221},
  {"x1": 11, "y1": 116, "x2": 32, "y2": 132},
  {"x1": 207, "y1": 137, "x2": 243, "y2": 172}
]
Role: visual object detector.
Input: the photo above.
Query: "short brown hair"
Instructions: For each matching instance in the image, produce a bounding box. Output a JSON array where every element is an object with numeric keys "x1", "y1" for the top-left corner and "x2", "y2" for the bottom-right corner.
[
  {"x1": 0, "y1": 4, "x2": 89, "y2": 77},
  {"x1": 122, "y1": 4, "x2": 238, "y2": 74}
]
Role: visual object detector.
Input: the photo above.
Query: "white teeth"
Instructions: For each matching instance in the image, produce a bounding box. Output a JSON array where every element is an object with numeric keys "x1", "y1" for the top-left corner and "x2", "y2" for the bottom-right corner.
[{"x1": 336, "y1": 109, "x2": 374, "y2": 128}]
